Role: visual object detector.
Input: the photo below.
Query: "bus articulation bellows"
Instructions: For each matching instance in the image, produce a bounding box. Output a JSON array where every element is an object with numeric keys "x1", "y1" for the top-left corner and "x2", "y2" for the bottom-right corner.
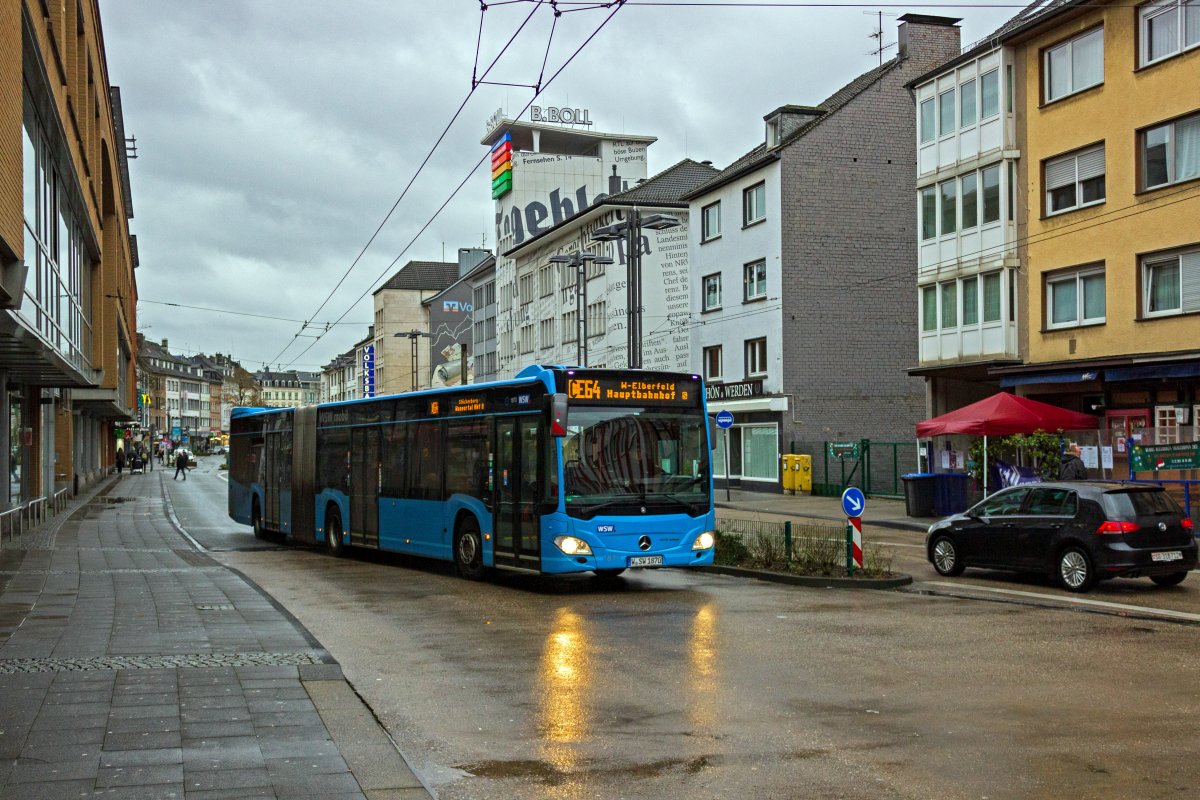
[{"x1": 228, "y1": 365, "x2": 717, "y2": 578}]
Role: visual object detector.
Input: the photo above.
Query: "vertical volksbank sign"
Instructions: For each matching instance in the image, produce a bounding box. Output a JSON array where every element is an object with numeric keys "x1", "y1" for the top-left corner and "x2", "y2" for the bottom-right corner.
[{"x1": 361, "y1": 345, "x2": 375, "y2": 398}]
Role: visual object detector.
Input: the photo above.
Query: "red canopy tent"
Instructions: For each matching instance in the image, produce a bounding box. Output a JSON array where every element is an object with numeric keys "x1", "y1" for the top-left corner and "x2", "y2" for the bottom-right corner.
[
  {"x1": 916, "y1": 393, "x2": 1099, "y2": 437},
  {"x1": 916, "y1": 393, "x2": 1100, "y2": 494}
]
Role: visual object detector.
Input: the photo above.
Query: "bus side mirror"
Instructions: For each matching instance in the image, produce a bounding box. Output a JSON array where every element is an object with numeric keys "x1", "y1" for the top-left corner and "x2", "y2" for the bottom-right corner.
[
  {"x1": 708, "y1": 416, "x2": 717, "y2": 449},
  {"x1": 550, "y1": 393, "x2": 569, "y2": 436}
]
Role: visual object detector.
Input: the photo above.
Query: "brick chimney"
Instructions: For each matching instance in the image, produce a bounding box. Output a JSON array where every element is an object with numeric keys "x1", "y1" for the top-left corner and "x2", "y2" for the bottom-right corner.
[
  {"x1": 161, "y1": 338, "x2": 169, "y2": 350},
  {"x1": 897, "y1": 14, "x2": 962, "y2": 70}
]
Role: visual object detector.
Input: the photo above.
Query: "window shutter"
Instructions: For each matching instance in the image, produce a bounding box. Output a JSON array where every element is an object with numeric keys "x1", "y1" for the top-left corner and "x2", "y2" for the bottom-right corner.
[
  {"x1": 1076, "y1": 145, "x2": 1106, "y2": 181},
  {"x1": 1182, "y1": 250, "x2": 1200, "y2": 313},
  {"x1": 1045, "y1": 154, "x2": 1076, "y2": 190}
]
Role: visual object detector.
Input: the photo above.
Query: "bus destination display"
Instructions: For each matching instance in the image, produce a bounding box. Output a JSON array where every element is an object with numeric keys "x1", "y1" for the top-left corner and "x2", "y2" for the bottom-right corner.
[{"x1": 565, "y1": 376, "x2": 699, "y2": 406}]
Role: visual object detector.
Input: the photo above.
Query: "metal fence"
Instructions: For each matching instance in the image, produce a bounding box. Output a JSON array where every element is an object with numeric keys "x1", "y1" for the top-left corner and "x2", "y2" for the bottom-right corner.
[
  {"x1": 790, "y1": 440, "x2": 918, "y2": 499},
  {"x1": 0, "y1": 489, "x2": 72, "y2": 546}
]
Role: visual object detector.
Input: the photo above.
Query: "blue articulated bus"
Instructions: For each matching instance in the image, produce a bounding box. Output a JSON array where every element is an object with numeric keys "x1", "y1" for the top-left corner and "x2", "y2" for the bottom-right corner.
[{"x1": 228, "y1": 365, "x2": 716, "y2": 578}]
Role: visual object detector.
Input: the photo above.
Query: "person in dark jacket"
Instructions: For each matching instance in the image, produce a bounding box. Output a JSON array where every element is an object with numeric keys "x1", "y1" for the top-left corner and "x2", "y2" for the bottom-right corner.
[
  {"x1": 1059, "y1": 443, "x2": 1089, "y2": 480},
  {"x1": 115, "y1": 448, "x2": 125, "y2": 475},
  {"x1": 174, "y1": 450, "x2": 189, "y2": 481}
]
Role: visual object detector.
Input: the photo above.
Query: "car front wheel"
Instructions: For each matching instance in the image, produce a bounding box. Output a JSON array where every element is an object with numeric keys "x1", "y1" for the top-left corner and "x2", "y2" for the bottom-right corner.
[
  {"x1": 1150, "y1": 571, "x2": 1187, "y2": 587},
  {"x1": 1057, "y1": 546, "x2": 1095, "y2": 592},
  {"x1": 931, "y1": 536, "x2": 965, "y2": 577}
]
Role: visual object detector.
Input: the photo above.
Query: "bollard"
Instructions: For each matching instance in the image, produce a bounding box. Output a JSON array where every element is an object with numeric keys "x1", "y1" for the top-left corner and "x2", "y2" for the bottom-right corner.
[{"x1": 784, "y1": 520, "x2": 792, "y2": 563}]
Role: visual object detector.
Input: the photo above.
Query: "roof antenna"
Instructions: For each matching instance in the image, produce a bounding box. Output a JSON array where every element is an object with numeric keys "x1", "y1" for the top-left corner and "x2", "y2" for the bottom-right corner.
[{"x1": 865, "y1": 10, "x2": 898, "y2": 67}]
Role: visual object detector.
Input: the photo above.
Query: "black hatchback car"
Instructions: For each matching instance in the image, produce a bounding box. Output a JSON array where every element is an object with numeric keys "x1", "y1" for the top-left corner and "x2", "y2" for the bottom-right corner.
[{"x1": 926, "y1": 482, "x2": 1198, "y2": 592}]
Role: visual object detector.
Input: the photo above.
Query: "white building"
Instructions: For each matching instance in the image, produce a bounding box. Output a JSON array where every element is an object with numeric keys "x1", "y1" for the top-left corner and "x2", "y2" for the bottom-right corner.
[
  {"x1": 503, "y1": 160, "x2": 718, "y2": 372},
  {"x1": 482, "y1": 109, "x2": 654, "y2": 378},
  {"x1": 910, "y1": 34, "x2": 1022, "y2": 414}
]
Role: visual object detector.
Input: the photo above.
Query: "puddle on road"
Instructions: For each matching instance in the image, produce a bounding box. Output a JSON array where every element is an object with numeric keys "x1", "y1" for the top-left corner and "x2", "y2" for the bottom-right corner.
[{"x1": 453, "y1": 755, "x2": 714, "y2": 786}]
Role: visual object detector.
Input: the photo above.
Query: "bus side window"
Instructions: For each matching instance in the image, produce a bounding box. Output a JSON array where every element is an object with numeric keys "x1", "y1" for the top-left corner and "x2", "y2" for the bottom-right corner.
[
  {"x1": 445, "y1": 419, "x2": 489, "y2": 504},
  {"x1": 410, "y1": 421, "x2": 443, "y2": 501},
  {"x1": 381, "y1": 423, "x2": 408, "y2": 497}
]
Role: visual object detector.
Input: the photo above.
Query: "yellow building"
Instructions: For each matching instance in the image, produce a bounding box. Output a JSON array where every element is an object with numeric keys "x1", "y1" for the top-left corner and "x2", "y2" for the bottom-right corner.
[
  {"x1": 992, "y1": 0, "x2": 1200, "y2": 453},
  {"x1": 1, "y1": 1, "x2": 138, "y2": 504}
]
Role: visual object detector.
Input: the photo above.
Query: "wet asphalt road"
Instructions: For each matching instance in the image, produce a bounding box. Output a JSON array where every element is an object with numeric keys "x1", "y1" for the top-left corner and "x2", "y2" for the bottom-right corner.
[{"x1": 176, "y1": 460, "x2": 1200, "y2": 799}]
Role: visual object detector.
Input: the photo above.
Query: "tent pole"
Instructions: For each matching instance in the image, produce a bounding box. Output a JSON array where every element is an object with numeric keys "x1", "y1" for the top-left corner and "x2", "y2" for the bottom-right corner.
[{"x1": 983, "y1": 435, "x2": 988, "y2": 497}]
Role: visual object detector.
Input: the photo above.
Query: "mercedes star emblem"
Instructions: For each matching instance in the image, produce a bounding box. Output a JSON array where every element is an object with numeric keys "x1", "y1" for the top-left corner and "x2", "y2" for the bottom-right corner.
[
  {"x1": 1159, "y1": 522, "x2": 1168, "y2": 532},
  {"x1": 638, "y1": 535, "x2": 652, "y2": 551}
]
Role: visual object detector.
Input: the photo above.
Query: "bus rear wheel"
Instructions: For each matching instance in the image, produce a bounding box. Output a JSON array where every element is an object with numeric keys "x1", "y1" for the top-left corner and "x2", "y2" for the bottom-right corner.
[
  {"x1": 325, "y1": 508, "x2": 346, "y2": 558},
  {"x1": 251, "y1": 499, "x2": 266, "y2": 540},
  {"x1": 455, "y1": 517, "x2": 487, "y2": 581}
]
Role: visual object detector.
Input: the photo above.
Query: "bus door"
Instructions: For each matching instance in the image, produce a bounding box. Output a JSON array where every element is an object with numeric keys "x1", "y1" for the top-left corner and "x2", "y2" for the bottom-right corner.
[
  {"x1": 494, "y1": 416, "x2": 541, "y2": 570},
  {"x1": 349, "y1": 427, "x2": 380, "y2": 547}
]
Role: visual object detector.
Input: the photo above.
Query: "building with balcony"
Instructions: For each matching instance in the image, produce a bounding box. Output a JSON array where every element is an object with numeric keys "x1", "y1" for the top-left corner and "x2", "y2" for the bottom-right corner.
[{"x1": 2, "y1": 1, "x2": 138, "y2": 503}]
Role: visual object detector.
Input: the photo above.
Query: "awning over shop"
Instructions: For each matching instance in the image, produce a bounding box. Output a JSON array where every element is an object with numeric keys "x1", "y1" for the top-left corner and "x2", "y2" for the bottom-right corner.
[
  {"x1": 1104, "y1": 362, "x2": 1200, "y2": 382},
  {"x1": 998, "y1": 370, "x2": 1100, "y2": 387}
]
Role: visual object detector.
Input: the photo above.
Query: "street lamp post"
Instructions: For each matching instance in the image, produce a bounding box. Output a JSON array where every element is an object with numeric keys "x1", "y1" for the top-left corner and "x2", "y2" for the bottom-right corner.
[
  {"x1": 549, "y1": 252, "x2": 613, "y2": 367},
  {"x1": 591, "y1": 210, "x2": 681, "y2": 369},
  {"x1": 394, "y1": 330, "x2": 433, "y2": 392}
]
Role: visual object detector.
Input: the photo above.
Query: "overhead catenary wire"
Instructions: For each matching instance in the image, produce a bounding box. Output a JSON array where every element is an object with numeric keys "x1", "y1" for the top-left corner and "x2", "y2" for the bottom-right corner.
[
  {"x1": 278, "y1": 2, "x2": 628, "y2": 373},
  {"x1": 264, "y1": 0, "x2": 550, "y2": 370}
]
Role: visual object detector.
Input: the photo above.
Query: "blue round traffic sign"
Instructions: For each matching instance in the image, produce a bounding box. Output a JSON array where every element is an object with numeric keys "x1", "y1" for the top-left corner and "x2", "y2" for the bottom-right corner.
[
  {"x1": 841, "y1": 487, "x2": 866, "y2": 518},
  {"x1": 715, "y1": 410, "x2": 734, "y2": 429}
]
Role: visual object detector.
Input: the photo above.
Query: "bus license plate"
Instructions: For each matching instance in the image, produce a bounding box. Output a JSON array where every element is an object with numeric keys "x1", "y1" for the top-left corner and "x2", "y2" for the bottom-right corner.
[
  {"x1": 1152, "y1": 551, "x2": 1183, "y2": 562},
  {"x1": 629, "y1": 555, "x2": 663, "y2": 568}
]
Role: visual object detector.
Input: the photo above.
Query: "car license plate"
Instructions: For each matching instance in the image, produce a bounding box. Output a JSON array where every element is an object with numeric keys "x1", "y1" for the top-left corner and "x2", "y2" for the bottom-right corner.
[
  {"x1": 1152, "y1": 550, "x2": 1183, "y2": 562},
  {"x1": 628, "y1": 555, "x2": 663, "y2": 568}
]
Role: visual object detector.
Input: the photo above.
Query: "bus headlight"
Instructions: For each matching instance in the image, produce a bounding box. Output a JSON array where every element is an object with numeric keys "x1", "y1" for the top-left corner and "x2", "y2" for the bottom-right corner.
[
  {"x1": 554, "y1": 536, "x2": 593, "y2": 556},
  {"x1": 692, "y1": 531, "x2": 716, "y2": 551}
]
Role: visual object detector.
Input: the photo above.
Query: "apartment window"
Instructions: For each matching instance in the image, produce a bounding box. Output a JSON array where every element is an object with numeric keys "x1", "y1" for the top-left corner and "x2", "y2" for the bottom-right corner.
[
  {"x1": 562, "y1": 310, "x2": 578, "y2": 343},
  {"x1": 539, "y1": 318, "x2": 554, "y2": 348},
  {"x1": 743, "y1": 182, "x2": 766, "y2": 225},
  {"x1": 939, "y1": 180, "x2": 957, "y2": 234},
  {"x1": 586, "y1": 300, "x2": 606, "y2": 337},
  {"x1": 766, "y1": 117, "x2": 782, "y2": 148},
  {"x1": 919, "y1": 98, "x2": 935, "y2": 143},
  {"x1": 1143, "y1": 247, "x2": 1200, "y2": 317},
  {"x1": 940, "y1": 282, "x2": 957, "y2": 328},
  {"x1": 961, "y1": 173, "x2": 978, "y2": 230},
  {"x1": 539, "y1": 264, "x2": 554, "y2": 297},
  {"x1": 520, "y1": 324, "x2": 534, "y2": 354},
  {"x1": 1142, "y1": 113, "x2": 1200, "y2": 190},
  {"x1": 703, "y1": 345, "x2": 722, "y2": 381},
  {"x1": 1140, "y1": 0, "x2": 1200, "y2": 66},
  {"x1": 743, "y1": 260, "x2": 766, "y2": 301},
  {"x1": 702, "y1": 273, "x2": 722, "y2": 311},
  {"x1": 982, "y1": 164, "x2": 1001, "y2": 224},
  {"x1": 980, "y1": 69, "x2": 1000, "y2": 119},
  {"x1": 921, "y1": 285, "x2": 937, "y2": 332},
  {"x1": 701, "y1": 202, "x2": 721, "y2": 241},
  {"x1": 938, "y1": 89, "x2": 956, "y2": 136},
  {"x1": 1044, "y1": 27, "x2": 1103, "y2": 103},
  {"x1": 920, "y1": 186, "x2": 937, "y2": 240},
  {"x1": 1047, "y1": 267, "x2": 1106, "y2": 328},
  {"x1": 960, "y1": 78, "x2": 977, "y2": 127},
  {"x1": 962, "y1": 276, "x2": 979, "y2": 325},
  {"x1": 745, "y1": 338, "x2": 767, "y2": 377},
  {"x1": 518, "y1": 272, "x2": 534, "y2": 302},
  {"x1": 1045, "y1": 144, "x2": 1106, "y2": 214}
]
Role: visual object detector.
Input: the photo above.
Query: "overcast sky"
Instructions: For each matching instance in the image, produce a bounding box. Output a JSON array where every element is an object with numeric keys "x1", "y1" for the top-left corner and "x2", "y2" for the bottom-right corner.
[{"x1": 101, "y1": 0, "x2": 1012, "y2": 374}]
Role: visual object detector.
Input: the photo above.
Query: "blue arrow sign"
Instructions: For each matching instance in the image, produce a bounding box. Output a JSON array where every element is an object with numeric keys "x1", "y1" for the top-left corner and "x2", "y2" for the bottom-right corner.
[
  {"x1": 841, "y1": 487, "x2": 866, "y2": 518},
  {"x1": 715, "y1": 410, "x2": 734, "y2": 429}
]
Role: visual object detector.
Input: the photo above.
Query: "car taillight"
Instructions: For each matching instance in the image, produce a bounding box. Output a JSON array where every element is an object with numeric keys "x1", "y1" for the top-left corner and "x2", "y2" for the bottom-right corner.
[
  {"x1": 1096, "y1": 521, "x2": 1138, "y2": 534},
  {"x1": 1184, "y1": 518, "x2": 1195, "y2": 531}
]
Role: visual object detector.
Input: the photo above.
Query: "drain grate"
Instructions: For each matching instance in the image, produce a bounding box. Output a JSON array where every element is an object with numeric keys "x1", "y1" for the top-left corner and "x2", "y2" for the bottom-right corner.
[
  {"x1": 195, "y1": 604, "x2": 234, "y2": 611},
  {"x1": 0, "y1": 651, "x2": 324, "y2": 673}
]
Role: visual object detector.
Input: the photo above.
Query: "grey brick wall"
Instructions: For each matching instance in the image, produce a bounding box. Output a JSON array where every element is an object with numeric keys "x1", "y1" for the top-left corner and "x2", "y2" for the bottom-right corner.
[{"x1": 778, "y1": 22, "x2": 960, "y2": 447}]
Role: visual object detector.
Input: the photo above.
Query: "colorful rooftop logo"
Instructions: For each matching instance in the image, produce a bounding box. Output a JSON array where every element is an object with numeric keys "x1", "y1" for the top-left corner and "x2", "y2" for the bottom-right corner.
[{"x1": 491, "y1": 132, "x2": 512, "y2": 199}]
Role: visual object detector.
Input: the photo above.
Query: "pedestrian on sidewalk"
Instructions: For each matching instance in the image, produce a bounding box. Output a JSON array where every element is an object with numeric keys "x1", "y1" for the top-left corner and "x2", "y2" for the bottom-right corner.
[
  {"x1": 115, "y1": 448, "x2": 125, "y2": 475},
  {"x1": 174, "y1": 449, "x2": 189, "y2": 481},
  {"x1": 1059, "y1": 443, "x2": 1089, "y2": 480}
]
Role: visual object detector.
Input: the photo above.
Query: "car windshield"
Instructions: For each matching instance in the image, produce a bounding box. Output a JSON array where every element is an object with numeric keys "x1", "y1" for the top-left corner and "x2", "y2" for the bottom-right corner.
[
  {"x1": 562, "y1": 405, "x2": 710, "y2": 518},
  {"x1": 1102, "y1": 489, "x2": 1182, "y2": 519}
]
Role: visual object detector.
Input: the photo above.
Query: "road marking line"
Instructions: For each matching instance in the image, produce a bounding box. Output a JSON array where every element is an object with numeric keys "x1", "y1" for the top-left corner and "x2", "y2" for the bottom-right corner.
[
  {"x1": 875, "y1": 541, "x2": 924, "y2": 549},
  {"x1": 924, "y1": 581, "x2": 1200, "y2": 623}
]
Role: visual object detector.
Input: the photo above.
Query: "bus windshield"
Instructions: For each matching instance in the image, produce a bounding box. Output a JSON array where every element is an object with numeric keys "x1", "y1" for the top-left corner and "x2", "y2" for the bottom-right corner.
[{"x1": 562, "y1": 406, "x2": 710, "y2": 518}]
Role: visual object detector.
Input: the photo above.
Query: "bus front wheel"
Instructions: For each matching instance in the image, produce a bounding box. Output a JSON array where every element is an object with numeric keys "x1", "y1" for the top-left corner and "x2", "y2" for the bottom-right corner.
[
  {"x1": 325, "y1": 508, "x2": 346, "y2": 558},
  {"x1": 455, "y1": 517, "x2": 487, "y2": 581}
]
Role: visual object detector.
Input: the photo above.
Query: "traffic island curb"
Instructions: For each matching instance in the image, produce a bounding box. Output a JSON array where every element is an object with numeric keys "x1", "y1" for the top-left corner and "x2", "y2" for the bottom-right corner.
[{"x1": 702, "y1": 564, "x2": 913, "y2": 589}]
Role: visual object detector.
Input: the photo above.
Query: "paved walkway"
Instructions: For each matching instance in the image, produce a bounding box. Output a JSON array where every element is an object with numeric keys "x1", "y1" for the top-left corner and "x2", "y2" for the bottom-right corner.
[
  {"x1": 0, "y1": 475, "x2": 431, "y2": 799},
  {"x1": 716, "y1": 488, "x2": 932, "y2": 532}
]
